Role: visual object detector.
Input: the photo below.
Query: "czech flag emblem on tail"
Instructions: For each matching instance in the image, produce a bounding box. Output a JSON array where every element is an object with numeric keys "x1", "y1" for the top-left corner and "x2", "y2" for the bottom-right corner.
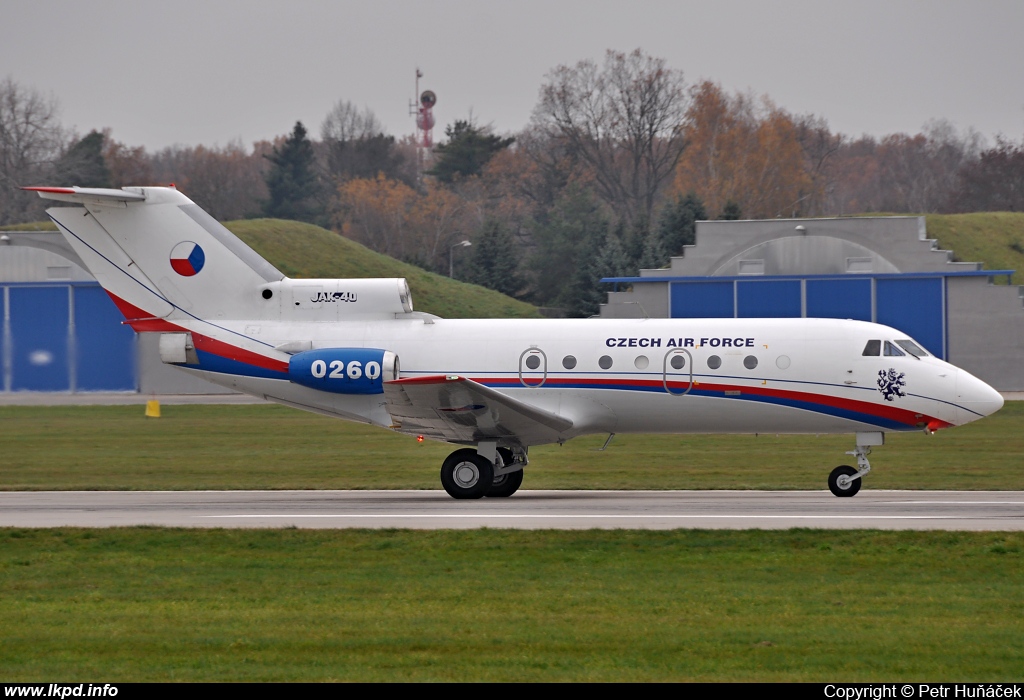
[{"x1": 170, "y1": 241, "x2": 205, "y2": 276}]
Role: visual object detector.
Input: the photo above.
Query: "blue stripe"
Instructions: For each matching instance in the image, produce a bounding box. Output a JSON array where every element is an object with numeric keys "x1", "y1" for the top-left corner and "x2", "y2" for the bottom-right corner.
[{"x1": 186, "y1": 349, "x2": 288, "y2": 380}]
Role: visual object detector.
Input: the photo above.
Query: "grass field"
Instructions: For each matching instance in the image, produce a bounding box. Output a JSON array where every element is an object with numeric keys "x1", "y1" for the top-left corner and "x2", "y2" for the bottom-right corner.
[
  {"x1": 1, "y1": 404, "x2": 1021, "y2": 682},
  {"x1": 1, "y1": 402, "x2": 1022, "y2": 491},
  {"x1": 1, "y1": 528, "x2": 1020, "y2": 681}
]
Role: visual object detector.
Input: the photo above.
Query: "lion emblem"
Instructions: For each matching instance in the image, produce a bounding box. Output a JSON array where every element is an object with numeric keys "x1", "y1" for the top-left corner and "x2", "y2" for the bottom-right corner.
[{"x1": 877, "y1": 368, "x2": 907, "y2": 402}]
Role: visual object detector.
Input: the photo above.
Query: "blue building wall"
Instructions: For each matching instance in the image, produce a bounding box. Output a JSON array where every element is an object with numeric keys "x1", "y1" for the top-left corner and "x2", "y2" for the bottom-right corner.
[{"x1": 2, "y1": 282, "x2": 136, "y2": 392}]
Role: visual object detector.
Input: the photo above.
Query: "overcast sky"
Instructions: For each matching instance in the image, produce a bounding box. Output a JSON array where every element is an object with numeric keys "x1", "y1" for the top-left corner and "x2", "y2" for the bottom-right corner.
[{"x1": 3, "y1": 0, "x2": 1023, "y2": 151}]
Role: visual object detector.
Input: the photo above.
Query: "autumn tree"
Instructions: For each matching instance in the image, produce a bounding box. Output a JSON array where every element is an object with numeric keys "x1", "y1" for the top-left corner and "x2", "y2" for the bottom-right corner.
[
  {"x1": 947, "y1": 136, "x2": 1024, "y2": 212},
  {"x1": 534, "y1": 49, "x2": 689, "y2": 227},
  {"x1": 825, "y1": 122, "x2": 983, "y2": 214},
  {"x1": 673, "y1": 82, "x2": 812, "y2": 219},
  {"x1": 335, "y1": 175, "x2": 468, "y2": 272},
  {"x1": 102, "y1": 133, "x2": 152, "y2": 187},
  {"x1": 263, "y1": 121, "x2": 323, "y2": 223}
]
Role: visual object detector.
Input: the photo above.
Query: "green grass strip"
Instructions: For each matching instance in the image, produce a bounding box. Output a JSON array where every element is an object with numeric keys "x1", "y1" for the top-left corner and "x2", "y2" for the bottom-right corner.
[
  {"x1": 0, "y1": 528, "x2": 1021, "y2": 681},
  {"x1": 1, "y1": 403, "x2": 1022, "y2": 491}
]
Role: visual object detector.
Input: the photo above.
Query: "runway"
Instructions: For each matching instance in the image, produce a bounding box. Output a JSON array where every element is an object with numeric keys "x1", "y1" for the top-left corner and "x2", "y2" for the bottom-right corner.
[{"x1": 0, "y1": 490, "x2": 1022, "y2": 530}]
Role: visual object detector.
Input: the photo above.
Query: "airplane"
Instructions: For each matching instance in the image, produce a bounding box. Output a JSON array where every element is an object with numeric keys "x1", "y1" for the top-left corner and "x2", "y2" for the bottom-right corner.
[{"x1": 24, "y1": 185, "x2": 1005, "y2": 499}]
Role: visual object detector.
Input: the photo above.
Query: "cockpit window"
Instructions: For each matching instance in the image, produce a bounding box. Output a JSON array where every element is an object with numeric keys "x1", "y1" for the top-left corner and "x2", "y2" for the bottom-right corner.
[
  {"x1": 883, "y1": 341, "x2": 905, "y2": 357},
  {"x1": 896, "y1": 339, "x2": 928, "y2": 358},
  {"x1": 862, "y1": 340, "x2": 881, "y2": 356}
]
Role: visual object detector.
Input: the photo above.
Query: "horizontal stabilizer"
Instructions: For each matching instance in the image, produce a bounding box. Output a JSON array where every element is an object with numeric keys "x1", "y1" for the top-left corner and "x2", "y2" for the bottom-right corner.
[
  {"x1": 23, "y1": 186, "x2": 147, "y2": 204},
  {"x1": 384, "y1": 375, "x2": 573, "y2": 444}
]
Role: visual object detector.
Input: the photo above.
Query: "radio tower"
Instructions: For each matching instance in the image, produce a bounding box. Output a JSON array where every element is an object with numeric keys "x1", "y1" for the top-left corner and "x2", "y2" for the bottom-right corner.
[{"x1": 409, "y1": 68, "x2": 436, "y2": 181}]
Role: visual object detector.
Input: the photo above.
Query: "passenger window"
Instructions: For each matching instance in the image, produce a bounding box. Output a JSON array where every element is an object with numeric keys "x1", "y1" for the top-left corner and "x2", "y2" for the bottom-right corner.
[
  {"x1": 562, "y1": 355, "x2": 577, "y2": 369},
  {"x1": 862, "y1": 340, "x2": 881, "y2": 356},
  {"x1": 598, "y1": 355, "x2": 613, "y2": 370},
  {"x1": 634, "y1": 355, "x2": 649, "y2": 369},
  {"x1": 743, "y1": 355, "x2": 758, "y2": 370},
  {"x1": 707, "y1": 355, "x2": 722, "y2": 370},
  {"x1": 883, "y1": 341, "x2": 905, "y2": 357}
]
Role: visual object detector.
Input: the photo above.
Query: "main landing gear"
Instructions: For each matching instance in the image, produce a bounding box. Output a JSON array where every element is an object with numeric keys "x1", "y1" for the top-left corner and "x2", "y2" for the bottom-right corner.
[
  {"x1": 440, "y1": 443, "x2": 526, "y2": 499},
  {"x1": 827, "y1": 432, "x2": 882, "y2": 497}
]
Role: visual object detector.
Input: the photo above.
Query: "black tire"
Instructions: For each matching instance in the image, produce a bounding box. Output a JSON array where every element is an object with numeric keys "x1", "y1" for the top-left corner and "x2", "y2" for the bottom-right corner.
[
  {"x1": 440, "y1": 449, "x2": 493, "y2": 499},
  {"x1": 828, "y1": 465, "x2": 862, "y2": 497},
  {"x1": 487, "y1": 469, "x2": 524, "y2": 498}
]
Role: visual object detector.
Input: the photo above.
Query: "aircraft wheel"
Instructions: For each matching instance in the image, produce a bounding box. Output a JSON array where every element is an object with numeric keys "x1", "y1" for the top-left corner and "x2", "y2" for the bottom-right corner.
[
  {"x1": 440, "y1": 449, "x2": 493, "y2": 499},
  {"x1": 487, "y1": 469, "x2": 524, "y2": 498},
  {"x1": 828, "y1": 465, "x2": 861, "y2": 498}
]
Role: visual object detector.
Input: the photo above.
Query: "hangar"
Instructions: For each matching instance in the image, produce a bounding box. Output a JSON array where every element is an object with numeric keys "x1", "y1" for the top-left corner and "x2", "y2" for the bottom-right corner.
[{"x1": 601, "y1": 216, "x2": 1024, "y2": 391}]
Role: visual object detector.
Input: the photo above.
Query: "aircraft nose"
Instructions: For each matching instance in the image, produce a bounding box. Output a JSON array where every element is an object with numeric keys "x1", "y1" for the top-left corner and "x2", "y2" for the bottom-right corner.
[{"x1": 955, "y1": 369, "x2": 1004, "y2": 424}]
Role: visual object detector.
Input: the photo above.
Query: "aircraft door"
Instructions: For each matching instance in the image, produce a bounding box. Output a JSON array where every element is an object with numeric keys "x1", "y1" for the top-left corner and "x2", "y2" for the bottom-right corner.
[
  {"x1": 519, "y1": 348, "x2": 547, "y2": 387},
  {"x1": 663, "y1": 348, "x2": 693, "y2": 396}
]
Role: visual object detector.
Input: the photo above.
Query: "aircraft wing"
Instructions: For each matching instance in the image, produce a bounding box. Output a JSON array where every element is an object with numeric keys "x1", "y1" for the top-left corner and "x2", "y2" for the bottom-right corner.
[{"x1": 383, "y1": 375, "x2": 573, "y2": 445}]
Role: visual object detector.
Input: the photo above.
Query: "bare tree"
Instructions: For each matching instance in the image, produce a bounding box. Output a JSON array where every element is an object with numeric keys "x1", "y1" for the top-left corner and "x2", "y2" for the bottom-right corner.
[
  {"x1": 0, "y1": 77, "x2": 65, "y2": 224},
  {"x1": 321, "y1": 100, "x2": 384, "y2": 144},
  {"x1": 533, "y1": 49, "x2": 689, "y2": 227}
]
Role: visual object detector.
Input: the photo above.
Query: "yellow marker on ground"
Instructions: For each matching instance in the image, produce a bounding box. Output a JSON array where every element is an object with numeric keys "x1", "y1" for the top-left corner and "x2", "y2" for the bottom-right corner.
[{"x1": 145, "y1": 400, "x2": 161, "y2": 418}]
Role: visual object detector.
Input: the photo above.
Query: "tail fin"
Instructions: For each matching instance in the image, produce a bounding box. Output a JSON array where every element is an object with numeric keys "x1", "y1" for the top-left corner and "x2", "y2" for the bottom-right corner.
[{"x1": 26, "y1": 186, "x2": 284, "y2": 325}]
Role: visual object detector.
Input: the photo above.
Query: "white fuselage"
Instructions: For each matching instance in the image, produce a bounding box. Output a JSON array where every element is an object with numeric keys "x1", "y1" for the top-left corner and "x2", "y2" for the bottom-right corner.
[{"x1": 176, "y1": 315, "x2": 1001, "y2": 444}]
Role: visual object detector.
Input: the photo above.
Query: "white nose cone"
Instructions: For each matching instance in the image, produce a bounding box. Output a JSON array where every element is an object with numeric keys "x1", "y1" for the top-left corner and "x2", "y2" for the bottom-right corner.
[{"x1": 955, "y1": 370, "x2": 1004, "y2": 425}]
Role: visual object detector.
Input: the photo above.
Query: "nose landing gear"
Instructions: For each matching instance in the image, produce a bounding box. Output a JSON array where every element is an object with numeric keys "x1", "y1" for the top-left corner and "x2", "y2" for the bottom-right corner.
[{"x1": 827, "y1": 432, "x2": 882, "y2": 498}]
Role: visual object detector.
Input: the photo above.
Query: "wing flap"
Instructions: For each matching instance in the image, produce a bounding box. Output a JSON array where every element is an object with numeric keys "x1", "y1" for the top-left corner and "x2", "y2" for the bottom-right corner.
[{"x1": 384, "y1": 375, "x2": 573, "y2": 444}]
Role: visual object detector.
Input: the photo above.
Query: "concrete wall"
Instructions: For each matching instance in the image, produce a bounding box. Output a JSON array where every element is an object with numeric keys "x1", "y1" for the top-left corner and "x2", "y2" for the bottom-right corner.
[
  {"x1": 648, "y1": 217, "x2": 978, "y2": 277},
  {"x1": 947, "y1": 277, "x2": 1024, "y2": 391}
]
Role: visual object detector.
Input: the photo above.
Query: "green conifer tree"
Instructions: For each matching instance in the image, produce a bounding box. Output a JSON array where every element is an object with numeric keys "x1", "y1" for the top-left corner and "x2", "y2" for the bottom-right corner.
[
  {"x1": 429, "y1": 120, "x2": 514, "y2": 183},
  {"x1": 657, "y1": 192, "x2": 707, "y2": 256},
  {"x1": 718, "y1": 200, "x2": 743, "y2": 220},
  {"x1": 57, "y1": 131, "x2": 111, "y2": 188},
  {"x1": 263, "y1": 121, "x2": 323, "y2": 223},
  {"x1": 469, "y1": 219, "x2": 524, "y2": 297}
]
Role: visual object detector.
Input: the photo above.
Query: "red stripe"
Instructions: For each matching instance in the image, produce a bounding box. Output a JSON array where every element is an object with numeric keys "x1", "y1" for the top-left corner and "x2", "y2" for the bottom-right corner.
[
  {"x1": 20, "y1": 186, "x2": 76, "y2": 194},
  {"x1": 105, "y1": 291, "x2": 287, "y2": 373},
  {"x1": 105, "y1": 291, "x2": 180, "y2": 331}
]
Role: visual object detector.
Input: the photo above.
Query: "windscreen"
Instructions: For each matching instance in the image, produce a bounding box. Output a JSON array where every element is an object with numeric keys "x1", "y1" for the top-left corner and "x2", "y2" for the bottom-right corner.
[{"x1": 896, "y1": 339, "x2": 929, "y2": 358}]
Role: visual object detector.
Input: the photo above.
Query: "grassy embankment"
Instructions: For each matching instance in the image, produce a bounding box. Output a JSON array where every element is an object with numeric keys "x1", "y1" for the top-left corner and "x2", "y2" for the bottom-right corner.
[
  {"x1": 226, "y1": 219, "x2": 542, "y2": 319},
  {"x1": 2, "y1": 401, "x2": 1021, "y2": 491},
  {"x1": 925, "y1": 212, "x2": 1024, "y2": 285},
  {"x1": 0, "y1": 528, "x2": 1020, "y2": 681}
]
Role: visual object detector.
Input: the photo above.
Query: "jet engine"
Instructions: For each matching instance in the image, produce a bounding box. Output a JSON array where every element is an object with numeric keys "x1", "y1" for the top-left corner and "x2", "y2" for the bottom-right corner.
[{"x1": 288, "y1": 348, "x2": 399, "y2": 394}]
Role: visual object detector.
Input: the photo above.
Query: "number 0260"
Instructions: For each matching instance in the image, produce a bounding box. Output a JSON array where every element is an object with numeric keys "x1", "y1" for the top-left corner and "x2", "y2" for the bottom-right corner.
[{"x1": 310, "y1": 359, "x2": 382, "y2": 380}]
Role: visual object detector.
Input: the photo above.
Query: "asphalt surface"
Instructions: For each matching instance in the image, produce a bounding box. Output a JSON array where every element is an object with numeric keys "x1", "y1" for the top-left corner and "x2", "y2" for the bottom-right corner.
[{"x1": 0, "y1": 490, "x2": 1022, "y2": 530}]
